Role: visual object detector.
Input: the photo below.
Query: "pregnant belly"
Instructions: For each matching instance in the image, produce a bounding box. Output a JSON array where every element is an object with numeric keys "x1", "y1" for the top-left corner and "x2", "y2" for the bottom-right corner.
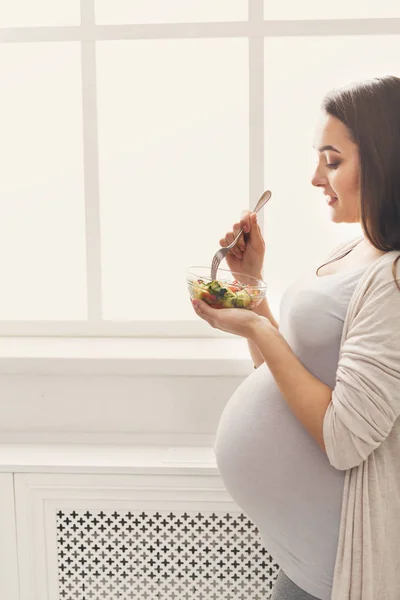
[{"x1": 214, "y1": 363, "x2": 344, "y2": 538}]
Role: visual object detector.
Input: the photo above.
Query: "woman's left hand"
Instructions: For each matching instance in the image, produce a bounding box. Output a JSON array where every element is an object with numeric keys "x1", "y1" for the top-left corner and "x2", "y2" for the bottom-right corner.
[{"x1": 191, "y1": 298, "x2": 270, "y2": 339}]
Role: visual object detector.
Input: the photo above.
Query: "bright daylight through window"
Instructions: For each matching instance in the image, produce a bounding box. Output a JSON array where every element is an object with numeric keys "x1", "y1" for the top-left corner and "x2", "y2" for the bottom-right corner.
[{"x1": 0, "y1": 0, "x2": 399, "y2": 335}]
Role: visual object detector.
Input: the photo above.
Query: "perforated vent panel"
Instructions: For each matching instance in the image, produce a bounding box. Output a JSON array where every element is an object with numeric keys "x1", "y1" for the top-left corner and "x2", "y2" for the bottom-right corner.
[{"x1": 57, "y1": 509, "x2": 279, "y2": 599}]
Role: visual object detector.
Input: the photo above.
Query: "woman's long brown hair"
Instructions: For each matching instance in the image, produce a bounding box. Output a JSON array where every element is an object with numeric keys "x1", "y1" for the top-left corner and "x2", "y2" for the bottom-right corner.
[{"x1": 322, "y1": 76, "x2": 400, "y2": 291}]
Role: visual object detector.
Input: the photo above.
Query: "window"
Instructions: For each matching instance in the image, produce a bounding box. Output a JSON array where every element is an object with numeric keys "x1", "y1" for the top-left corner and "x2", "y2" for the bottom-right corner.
[
  {"x1": 0, "y1": 1, "x2": 80, "y2": 27},
  {"x1": 1, "y1": 1, "x2": 399, "y2": 335},
  {"x1": 264, "y1": 0, "x2": 400, "y2": 20},
  {"x1": 96, "y1": 39, "x2": 248, "y2": 321},
  {"x1": 95, "y1": 0, "x2": 248, "y2": 24},
  {"x1": 0, "y1": 43, "x2": 86, "y2": 321}
]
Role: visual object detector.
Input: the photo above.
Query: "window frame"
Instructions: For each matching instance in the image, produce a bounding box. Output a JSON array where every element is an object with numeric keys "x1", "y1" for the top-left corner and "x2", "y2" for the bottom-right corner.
[{"x1": 1, "y1": 0, "x2": 399, "y2": 337}]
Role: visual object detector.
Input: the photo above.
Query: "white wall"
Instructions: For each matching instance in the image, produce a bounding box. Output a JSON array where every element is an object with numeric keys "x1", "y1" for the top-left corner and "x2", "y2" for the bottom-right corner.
[{"x1": 0, "y1": 372, "x2": 244, "y2": 445}]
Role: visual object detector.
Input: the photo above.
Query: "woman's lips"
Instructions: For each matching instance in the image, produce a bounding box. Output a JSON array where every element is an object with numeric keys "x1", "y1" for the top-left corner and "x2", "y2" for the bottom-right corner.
[{"x1": 327, "y1": 196, "x2": 338, "y2": 206}]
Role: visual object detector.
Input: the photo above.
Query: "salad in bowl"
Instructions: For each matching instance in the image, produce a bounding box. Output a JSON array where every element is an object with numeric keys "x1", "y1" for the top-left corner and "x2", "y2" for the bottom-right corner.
[{"x1": 187, "y1": 267, "x2": 267, "y2": 310}]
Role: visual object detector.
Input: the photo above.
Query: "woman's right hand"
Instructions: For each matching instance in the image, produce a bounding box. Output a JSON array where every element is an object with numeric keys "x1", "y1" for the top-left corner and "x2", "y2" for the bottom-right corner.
[{"x1": 219, "y1": 211, "x2": 266, "y2": 280}]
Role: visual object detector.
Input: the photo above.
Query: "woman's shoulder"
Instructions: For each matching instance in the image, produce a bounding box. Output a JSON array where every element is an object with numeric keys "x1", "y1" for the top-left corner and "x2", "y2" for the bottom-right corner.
[
  {"x1": 342, "y1": 247, "x2": 400, "y2": 327},
  {"x1": 367, "y1": 250, "x2": 400, "y2": 288},
  {"x1": 356, "y1": 251, "x2": 400, "y2": 313}
]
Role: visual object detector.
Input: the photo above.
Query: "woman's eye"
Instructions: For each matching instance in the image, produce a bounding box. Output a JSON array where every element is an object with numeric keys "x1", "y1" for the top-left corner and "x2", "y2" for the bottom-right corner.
[{"x1": 326, "y1": 162, "x2": 340, "y2": 170}]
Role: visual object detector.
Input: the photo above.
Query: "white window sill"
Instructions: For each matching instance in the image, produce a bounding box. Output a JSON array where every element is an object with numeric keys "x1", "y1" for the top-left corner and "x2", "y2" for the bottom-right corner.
[
  {"x1": 0, "y1": 443, "x2": 218, "y2": 474},
  {"x1": 0, "y1": 337, "x2": 253, "y2": 376}
]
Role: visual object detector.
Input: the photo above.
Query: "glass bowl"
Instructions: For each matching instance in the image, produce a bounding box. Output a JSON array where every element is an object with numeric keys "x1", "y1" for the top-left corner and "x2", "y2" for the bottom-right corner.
[{"x1": 187, "y1": 267, "x2": 267, "y2": 310}]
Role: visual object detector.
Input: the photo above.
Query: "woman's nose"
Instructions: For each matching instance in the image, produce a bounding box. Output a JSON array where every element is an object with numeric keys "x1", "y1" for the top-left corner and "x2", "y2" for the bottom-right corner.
[{"x1": 311, "y1": 166, "x2": 327, "y2": 188}]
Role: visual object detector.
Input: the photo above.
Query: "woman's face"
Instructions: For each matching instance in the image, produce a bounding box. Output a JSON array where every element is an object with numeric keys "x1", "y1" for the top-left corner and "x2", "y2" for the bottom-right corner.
[{"x1": 312, "y1": 112, "x2": 361, "y2": 223}]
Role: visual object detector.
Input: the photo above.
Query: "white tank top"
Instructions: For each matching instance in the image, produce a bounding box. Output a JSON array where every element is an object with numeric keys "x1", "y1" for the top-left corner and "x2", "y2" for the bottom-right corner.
[{"x1": 214, "y1": 265, "x2": 367, "y2": 600}]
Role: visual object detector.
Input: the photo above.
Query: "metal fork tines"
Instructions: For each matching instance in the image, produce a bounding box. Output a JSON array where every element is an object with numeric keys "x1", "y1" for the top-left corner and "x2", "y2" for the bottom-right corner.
[{"x1": 210, "y1": 190, "x2": 271, "y2": 280}]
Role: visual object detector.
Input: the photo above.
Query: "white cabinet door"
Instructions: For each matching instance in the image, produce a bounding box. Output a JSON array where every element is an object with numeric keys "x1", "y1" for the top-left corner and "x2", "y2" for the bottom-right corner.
[
  {"x1": 0, "y1": 473, "x2": 19, "y2": 600},
  {"x1": 15, "y1": 472, "x2": 278, "y2": 600}
]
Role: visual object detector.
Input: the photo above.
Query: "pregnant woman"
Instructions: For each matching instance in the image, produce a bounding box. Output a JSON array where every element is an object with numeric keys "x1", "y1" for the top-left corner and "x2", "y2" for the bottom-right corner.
[{"x1": 191, "y1": 75, "x2": 400, "y2": 600}]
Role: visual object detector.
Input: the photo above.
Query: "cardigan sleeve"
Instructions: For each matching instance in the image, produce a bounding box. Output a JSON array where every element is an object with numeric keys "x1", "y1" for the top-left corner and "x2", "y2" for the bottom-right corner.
[{"x1": 323, "y1": 278, "x2": 400, "y2": 470}]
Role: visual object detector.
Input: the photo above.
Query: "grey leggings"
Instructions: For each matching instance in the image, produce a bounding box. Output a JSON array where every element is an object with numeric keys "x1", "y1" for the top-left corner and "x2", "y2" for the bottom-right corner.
[{"x1": 270, "y1": 570, "x2": 322, "y2": 600}]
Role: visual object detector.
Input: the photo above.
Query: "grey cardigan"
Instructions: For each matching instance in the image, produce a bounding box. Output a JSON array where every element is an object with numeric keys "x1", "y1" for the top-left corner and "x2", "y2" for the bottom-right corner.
[{"x1": 322, "y1": 238, "x2": 400, "y2": 599}]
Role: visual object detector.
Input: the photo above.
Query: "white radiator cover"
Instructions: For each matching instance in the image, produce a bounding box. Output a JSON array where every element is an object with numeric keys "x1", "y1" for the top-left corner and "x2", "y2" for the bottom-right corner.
[
  {"x1": 56, "y1": 507, "x2": 277, "y2": 599},
  {"x1": 13, "y1": 470, "x2": 279, "y2": 600},
  {"x1": 0, "y1": 338, "x2": 279, "y2": 599}
]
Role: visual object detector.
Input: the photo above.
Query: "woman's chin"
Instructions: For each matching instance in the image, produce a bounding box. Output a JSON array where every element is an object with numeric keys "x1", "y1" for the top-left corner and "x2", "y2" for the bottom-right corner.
[
  {"x1": 328, "y1": 203, "x2": 359, "y2": 224},
  {"x1": 330, "y1": 213, "x2": 343, "y2": 223},
  {"x1": 328, "y1": 206, "x2": 342, "y2": 223},
  {"x1": 330, "y1": 213, "x2": 360, "y2": 225}
]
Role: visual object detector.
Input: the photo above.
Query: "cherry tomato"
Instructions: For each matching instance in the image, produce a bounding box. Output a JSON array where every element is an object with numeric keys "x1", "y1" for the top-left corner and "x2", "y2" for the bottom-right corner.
[{"x1": 201, "y1": 291, "x2": 217, "y2": 302}]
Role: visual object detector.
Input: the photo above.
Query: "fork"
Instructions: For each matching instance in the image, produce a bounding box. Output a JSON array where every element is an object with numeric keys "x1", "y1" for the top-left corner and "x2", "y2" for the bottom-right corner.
[{"x1": 210, "y1": 190, "x2": 272, "y2": 281}]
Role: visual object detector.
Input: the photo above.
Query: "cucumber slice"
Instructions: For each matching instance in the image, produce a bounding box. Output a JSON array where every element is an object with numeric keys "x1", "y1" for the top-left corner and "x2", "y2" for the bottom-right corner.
[{"x1": 235, "y1": 289, "x2": 252, "y2": 308}]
